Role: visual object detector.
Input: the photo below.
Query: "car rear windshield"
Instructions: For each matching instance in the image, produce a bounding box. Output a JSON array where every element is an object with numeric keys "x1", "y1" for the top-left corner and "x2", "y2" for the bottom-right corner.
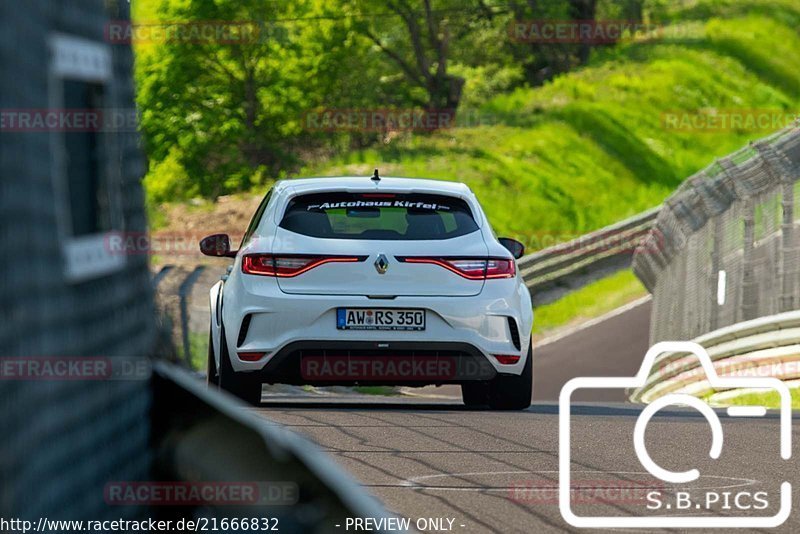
[{"x1": 279, "y1": 192, "x2": 479, "y2": 240}]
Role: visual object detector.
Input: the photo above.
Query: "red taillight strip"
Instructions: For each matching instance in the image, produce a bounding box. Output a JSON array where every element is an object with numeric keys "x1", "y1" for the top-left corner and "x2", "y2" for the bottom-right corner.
[
  {"x1": 242, "y1": 254, "x2": 367, "y2": 277},
  {"x1": 398, "y1": 257, "x2": 485, "y2": 280},
  {"x1": 238, "y1": 351, "x2": 266, "y2": 362},
  {"x1": 395, "y1": 257, "x2": 516, "y2": 280},
  {"x1": 485, "y1": 260, "x2": 517, "y2": 279},
  {"x1": 494, "y1": 354, "x2": 521, "y2": 365}
]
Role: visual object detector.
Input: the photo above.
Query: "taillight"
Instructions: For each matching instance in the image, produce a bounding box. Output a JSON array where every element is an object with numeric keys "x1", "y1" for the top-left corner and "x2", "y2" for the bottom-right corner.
[
  {"x1": 242, "y1": 254, "x2": 366, "y2": 277},
  {"x1": 396, "y1": 257, "x2": 515, "y2": 280},
  {"x1": 238, "y1": 351, "x2": 266, "y2": 362},
  {"x1": 494, "y1": 354, "x2": 521, "y2": 365}
]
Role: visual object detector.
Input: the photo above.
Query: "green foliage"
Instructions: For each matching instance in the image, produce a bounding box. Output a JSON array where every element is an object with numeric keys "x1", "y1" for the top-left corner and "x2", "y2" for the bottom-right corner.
[
  {"x1": 531, "y1": 270, "x2": 647, "y2": 335},
  {"x1": 450, "y1": 63, "x2": 526, "y2": 110},
  {"x1": 714, "y1": 387, "x2": 800, "y2": 409},
  {"x1": 704, "y1": 16, "x2": 800, "y2": 97},
  {"x1": 144, "y1": 146, "x2": 192, "y2": 203},
  {"x1": 136, "y1": 0, "x2": 345, "y2": 199},
  {"x1": 137, "y1": 0, "x2": 800, "y2": 244},
  {"x1": 646, "y1": 0, "x2": 800, "y2": 25},
  {"x1": 351, "y1": 386, "x2": 399, "y2": 396},
  {"x1": 305, "y1": 9, "x2": 800, "y2": 241},
  {"x1": 188, "y1": 331, "x2": 208, "y2": 371}
]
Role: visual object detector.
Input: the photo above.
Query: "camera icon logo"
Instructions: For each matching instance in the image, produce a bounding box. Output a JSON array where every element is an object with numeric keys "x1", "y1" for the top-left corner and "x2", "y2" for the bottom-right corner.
[{"x1": 558, "y1": 341, "x2": 792, "y2": 529}]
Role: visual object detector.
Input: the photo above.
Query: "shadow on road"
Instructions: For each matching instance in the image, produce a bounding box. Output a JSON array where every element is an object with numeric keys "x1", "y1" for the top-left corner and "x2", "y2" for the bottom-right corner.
[{"x1": 254, "y1": 400, "x2": 785, "y2": 420}]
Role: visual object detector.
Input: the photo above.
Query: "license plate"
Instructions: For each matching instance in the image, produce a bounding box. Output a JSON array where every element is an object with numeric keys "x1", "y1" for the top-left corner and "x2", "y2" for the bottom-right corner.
[{"x1": 336, "y1": 308, "x2": 425, "y2": 331}]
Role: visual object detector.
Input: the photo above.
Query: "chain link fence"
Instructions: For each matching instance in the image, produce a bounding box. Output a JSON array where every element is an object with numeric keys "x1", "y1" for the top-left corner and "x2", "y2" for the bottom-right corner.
[
  {"x1": 0, "y1": 0, "x2": 157, "y2": 523},
  {"x1": 633, "y1": 123, "x2": 800, "y2": 343}
]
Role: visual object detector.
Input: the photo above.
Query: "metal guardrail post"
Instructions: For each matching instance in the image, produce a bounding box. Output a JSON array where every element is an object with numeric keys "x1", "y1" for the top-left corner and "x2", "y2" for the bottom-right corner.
[
  {"x1": 153, "y1": 265, "x2": 174, "y2": 288},
  {"x1": 179, "y1": 266, "x2": 205, "y2": 366},
  {"x1": 780, "y1": 181, "x2": 795, "y2": 312},
  {"x1": 634, "y1": 128, "x2": 800, "y2": 341},
  {"x1": 740, "y1": 199, "x2": 757, "y2": 322},
  {"x1": 709, "y1": 218, "x2": 721, "y2": 331}
]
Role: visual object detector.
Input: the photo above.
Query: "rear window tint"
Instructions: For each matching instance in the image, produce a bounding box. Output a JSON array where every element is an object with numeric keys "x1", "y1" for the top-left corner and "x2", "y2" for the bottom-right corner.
[{"x1": 279, "y1": 192, "x2": 479, "y2": 240}]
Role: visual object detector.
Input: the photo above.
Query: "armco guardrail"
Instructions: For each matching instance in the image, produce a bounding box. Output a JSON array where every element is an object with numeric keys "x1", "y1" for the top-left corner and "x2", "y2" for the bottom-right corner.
[
  {"x1": 153, "y1": 361, "x2": 396, "y2": 531},
  {"x1": 154, "y1": 206, "x2": 661, "y2": 342},
  {"x1": 519, "y1": 206, "x2": 660, "y2": 306},
  {"x1": 629, "y1": 310, "x2": 800, "y2": 404},
  {"x1": 633, "y1": 126, "x2": 800, "y2": 343}
]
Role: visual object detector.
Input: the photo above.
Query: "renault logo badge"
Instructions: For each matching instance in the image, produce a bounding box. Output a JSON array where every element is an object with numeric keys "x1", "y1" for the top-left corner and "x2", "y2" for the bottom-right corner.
[{"x1": 374, "y1": 254, "x2": 389, "y2": 274}]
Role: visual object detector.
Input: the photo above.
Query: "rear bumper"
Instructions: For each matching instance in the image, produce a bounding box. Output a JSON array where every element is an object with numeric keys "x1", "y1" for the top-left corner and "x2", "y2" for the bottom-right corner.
[
  {"x1": 253, "y1": 340, "x2": 498, "y2": 386},
  {"x1": 219, "y1": 272, "x2": 533, "y2": 380}
]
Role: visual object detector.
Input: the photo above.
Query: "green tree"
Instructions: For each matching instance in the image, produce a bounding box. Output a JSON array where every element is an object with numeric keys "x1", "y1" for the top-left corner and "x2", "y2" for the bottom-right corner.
[
  {"x1": 136, "y1": 0, "x2": 315, "y2": 199},
  {"x1": 349, "y1": 0, "x2": 473, "y2": 111}
]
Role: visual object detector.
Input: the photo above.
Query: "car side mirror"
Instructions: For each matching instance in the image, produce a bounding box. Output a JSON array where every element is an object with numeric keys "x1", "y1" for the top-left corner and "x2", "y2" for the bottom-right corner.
[
  {"x1": 498, "y1": 237, "x2": 525, "y2": 259},
  {"x1": 200, "y1": 234, "x2": 236, "y2": 258}
]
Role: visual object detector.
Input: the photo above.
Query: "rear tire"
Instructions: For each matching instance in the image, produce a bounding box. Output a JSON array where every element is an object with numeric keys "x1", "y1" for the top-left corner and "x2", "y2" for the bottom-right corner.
[
  {"x1": 488, "y1": 343, "x2": 532, "y2": 410},
  {"x1": 207, "y1": 329, "x2": 219, "y2": 386},
  {"x1": 461, "y1": 381, "x2": 490, "y2": 408},
  {"x1": 217, "y1": 326, "x2": 262, "y2": 406}
]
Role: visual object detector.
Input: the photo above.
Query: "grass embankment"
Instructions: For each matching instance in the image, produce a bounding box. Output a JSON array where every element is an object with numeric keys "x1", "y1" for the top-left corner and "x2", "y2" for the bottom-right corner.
[
  {"x1": 301, "y1": 2, "x2": 800, "y2": 333},
  {"x1": 305, "y1": 4, "x2": 800, "y2": 239},
  {"x1": 532, "y1": 270, "x2": 647, "y2": 337},
  {"x1": 712, "y1": 387, "x2": 800, "y2": 409},
  {"x1": 188, "y1": 331, "x2": 208, "y2": 371},
  {"x1": 150, "y1": 1, "x2": 800, "y2": 336}
]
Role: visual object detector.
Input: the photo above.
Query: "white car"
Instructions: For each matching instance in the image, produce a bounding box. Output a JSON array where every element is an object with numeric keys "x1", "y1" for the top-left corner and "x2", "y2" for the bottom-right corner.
[{"x1": 201, "y1": 175, "x2": 533, "y2": 409}]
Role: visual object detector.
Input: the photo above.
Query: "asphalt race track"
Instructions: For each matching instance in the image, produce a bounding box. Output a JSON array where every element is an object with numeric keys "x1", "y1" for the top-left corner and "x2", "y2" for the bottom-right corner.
[
  {"x1": 533, "y1": 299, "x2": 652, "y2": 402},
  {"x1": 251, "y1": 300, "x2": 799, "y2": 533}
]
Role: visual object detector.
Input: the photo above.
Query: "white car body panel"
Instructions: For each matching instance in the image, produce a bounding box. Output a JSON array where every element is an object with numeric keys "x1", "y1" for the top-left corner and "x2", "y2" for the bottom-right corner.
[
  {"x1": 271, "y1": 230, "x2": 490, "y2": 296},
  {"x1": 209, "y1": 279, "x2": 223, "y2": 372},
  {"x1": 210, "y1": 176, "x2": 533, "y2": 384}
]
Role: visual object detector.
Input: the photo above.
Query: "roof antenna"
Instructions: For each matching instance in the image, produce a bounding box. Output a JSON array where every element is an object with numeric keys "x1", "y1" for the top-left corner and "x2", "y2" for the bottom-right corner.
[{"x1": 371, "y1": 168, "x2": 380, "y2": 182}]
